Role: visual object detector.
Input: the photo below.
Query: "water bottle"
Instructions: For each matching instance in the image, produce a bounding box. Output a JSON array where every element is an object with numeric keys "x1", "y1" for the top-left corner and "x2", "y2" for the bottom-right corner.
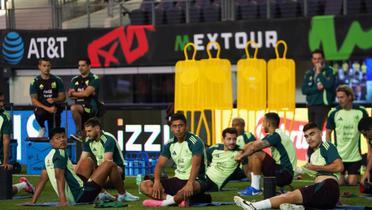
[{"x1": 136, "y1": 174, "x2": 143, "y2": 194}]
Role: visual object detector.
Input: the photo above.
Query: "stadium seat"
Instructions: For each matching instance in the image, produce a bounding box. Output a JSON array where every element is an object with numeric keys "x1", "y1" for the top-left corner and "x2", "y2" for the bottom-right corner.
[
  {"x1": 129, "y1": 9, "x2": 147, "y2": 25},
  {"x1": 324, "y1": 0, "x2": 343, "y2": 15},
  {"x1": 238, "y1": 1, "x2": 259, "y2": 20},
  {"x1": 165, "y1": 7, "x2": 185, "y2": 24},
  {"x1": 189, "y1": 4, "x2": 203, "y2": 23},
  {"x1": 366, "y1": 0, "x2": 372, "y2": 13},
  {"x1": 279, "y1": 0, "x2": 298, "y2": 18},
  {"x1": 202, "y1": 4, "x2": 221, "y2": 22},
  {"x1": 300, "y1": 0, "x2": 325, "y2": 16},
  {"x1": 346, "y1": 0, "x2": 362, "y2": 15}
]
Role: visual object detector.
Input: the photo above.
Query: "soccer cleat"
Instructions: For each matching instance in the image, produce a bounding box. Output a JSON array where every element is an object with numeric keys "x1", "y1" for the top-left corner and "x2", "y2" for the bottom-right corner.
[
  {"x1": 238, "y1": 186, "x2": 262, "y2": 196},
  {"x1": 234, "y1": 196, "x2": 256, "y2": 210},
  {"x1": 178, "y1": 199, "x2": 189, "y2": 208},
  {"x1": 117, "y1": 191, "x2": 140, "y2": 202},
  {"x1": 279, "y1": 203, "x2": 305, "y2": 210},
  {"x1": 97, "y1": 192, "x2": 116, "y2": 202},
  {"x1": 142, "y1": 199, "x2": 163, "y2": 207},
  {"x1": 37, "y1": 127, "x2": 46, "y2": 137},
  {"x1": 19, "y1": 177, "x2": 35, "y2": 194}
]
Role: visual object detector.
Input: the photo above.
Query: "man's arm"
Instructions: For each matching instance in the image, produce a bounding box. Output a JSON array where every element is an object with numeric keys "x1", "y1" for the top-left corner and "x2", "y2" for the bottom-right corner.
[
  {"x1": 152, "y1": 155, "x2": 168, "y2": 199},
  {"x1": 305, "y1": 158, "x2": 344, "y2": 173},
  {"x1": 1, "y1": 134, "x2": 11, "y2": 170},
  {"x1": 103, "y1": 152, "x2": 113, "y2": 161},
  {"x1": 32, "y1": 170, "x2": 49, "y2": 203},
  {"x1": 317, "y1": 69, "x2": 335, "y2": 90},
  {"x1": 240, "y1": 140, "x2": 271, "y2": 158},
  {"x1": 31, "y1": 96, "x2": 55, "y2": 113},
  {"x1": 181, "y1": 154, "x2": 202, "y2": 197},
  {"x1": 326, "y1": 129, "x2": 333, "y2": 142},
  {"x1": 55, "y1": 168, "x2": 68, "y2": 206},
  {"x1": 362, "y1": 143, "x2": 372, "y2": 183},
  {"x1": 47, "y1": 92, "x2": 66, "y2": 104},
  {"x1": 301, "y1": 72, "x2": 318, "y2": 95},
  {"x1": 75, "y1": 151, "x2": 92, "y2": 169},
  {"x1": 71, "y1": 86, "x2": 96, "y2": 98}
]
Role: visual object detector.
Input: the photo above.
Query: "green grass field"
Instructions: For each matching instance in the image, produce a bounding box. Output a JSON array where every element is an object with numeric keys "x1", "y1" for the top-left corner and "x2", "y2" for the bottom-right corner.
[{"x1": 2, "y1": 175, "x2": 371, "y2": 210}]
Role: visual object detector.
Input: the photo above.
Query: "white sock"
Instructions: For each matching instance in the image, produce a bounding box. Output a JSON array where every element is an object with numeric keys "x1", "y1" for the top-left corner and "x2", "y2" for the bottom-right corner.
[
  {"x1": 251, "y1": 174, "x2": 261, "y2": 190},
  {"x1": 161, "y1": 195, "x2": 175, "y2": 206},
  {"x1": 252, "y1": 199, "x2": 271, "y2": 210},
  {"x1": 13, "y1": 182, "x2": 27, "y2": 192},
  {"x1": 118, "y1": 193, "x2": 126, "y2": 199}
]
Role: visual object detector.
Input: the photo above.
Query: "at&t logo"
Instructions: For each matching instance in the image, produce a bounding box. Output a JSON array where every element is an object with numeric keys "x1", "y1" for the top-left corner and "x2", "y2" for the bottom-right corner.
[{"x1": 2, "y1": 31, "x2": 24, "y2": 65}]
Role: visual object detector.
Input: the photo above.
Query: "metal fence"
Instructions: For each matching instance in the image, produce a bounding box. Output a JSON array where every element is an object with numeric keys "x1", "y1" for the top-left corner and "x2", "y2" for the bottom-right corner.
[{"x1": 0, "y1": 0, "x2": 371, "y2": 29}]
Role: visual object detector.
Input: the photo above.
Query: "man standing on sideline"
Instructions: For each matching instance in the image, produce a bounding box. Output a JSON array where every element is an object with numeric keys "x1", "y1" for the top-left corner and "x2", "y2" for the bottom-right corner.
[
  {"x1": 68, "y1": 58, "x2": 101, "y2": 141},
  {"x1": 302, "y1": 49, "x2": 335, "y2": 129},
  {"x1": 358, "y1": 117, "x2": 372, "y2": 185},
  {"x1": 237, "y1": 112, "x2": 297, "y2": 196},
  {"x1": 140, "y1": 112, "x2": 207, "y2": 207},
  {"x1": 326, "y1": 85, "x2": 368, "y2": 185},
  {"x1": 235, "y1": 122, "x2": 344, "y2": 210},
  {"x1": 30, "y1": 58, "x2": 66, "y2": 137}
]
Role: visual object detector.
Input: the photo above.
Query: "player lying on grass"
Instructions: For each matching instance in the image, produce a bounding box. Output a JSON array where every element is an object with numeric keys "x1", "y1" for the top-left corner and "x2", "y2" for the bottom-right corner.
[
  {"x1": 234, "y1": 122, "x2": 344, "y2": 210},
  {"x1": 31, "y1": 127, "x2": 128, "y2": 206},
  {"x1": 140, "y1": 112, "x2": 207, "y2": 207}
]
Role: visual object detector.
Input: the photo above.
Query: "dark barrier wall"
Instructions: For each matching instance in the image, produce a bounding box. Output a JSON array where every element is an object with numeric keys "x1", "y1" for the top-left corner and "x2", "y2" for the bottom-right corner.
[{"x1": 0, "y1": 15, "x2": 371, "y2": 68}]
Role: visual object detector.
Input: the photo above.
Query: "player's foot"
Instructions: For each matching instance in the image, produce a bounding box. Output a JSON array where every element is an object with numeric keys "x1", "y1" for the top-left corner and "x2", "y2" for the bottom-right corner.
[
  {"x1": 143, "y1": 199, "x2": 163, "y2": 207},
  {"x1": 97, "y1": 192, "x2": 116, "y2": 202},
  {"x1": 37, "y1": 127, "x2": 46, "y2": 137},
  {"x1": 238, "y1": 186, "x2": 262, "y2": 196},
  {"x1": 279, "y1": 203, "x2": 305, "y2": 210},
  {"x1": 178, "y1": 199, "x2": 189, "y2": 208},
  {"x1": 123, "y1": 191, "x2": 139, "y2": 201},
  {"x1": 19, "y1": 177, "x2": 35, "y2": 194},
  {"x1": 234, "y1": 196, "x2": 256, "y2": 210}
]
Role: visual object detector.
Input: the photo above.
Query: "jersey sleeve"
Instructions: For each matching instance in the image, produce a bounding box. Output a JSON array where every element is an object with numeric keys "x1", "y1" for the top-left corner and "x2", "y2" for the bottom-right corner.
[
  {"x1": 247, "y1": 132, "x2": 256, "y2": 142},
  {"x1": 89, "y1": 76, "x2": 100, "y2": 90},
  {"x1": 160, "y1": 142, "x2": 171, "y2": 159},
  {"x1": 69, "y1": 77, "x2": 76, "y2": 89},
  {"x1": 82, "y1": 141, "x2": 92, "y2": 153},
  {"x1": 264, "y1": 133, "x2": 281, "y2": 146},
  {"x1": 1, "y1": 113, "x2": 12, "y2": 135},
  {"x1": 29, "y1": 79, "x2": 37, "y2": 96},
  {"x1": 190, "y1": 139, "x2": 205, "y2": 155},
  {"x1": 56, "y1": 77, "x2": 65, "y2": 92},
  {"x1": 326, "y1": 110, "x2": 336, "y2": 130},
  {"x1": 104, "y1": 137, "x2": 115, "y2": 153},
  {"x1": 325, "y1": 143, "x2": 341, "y2": 164},
  {"x1": 53, "y1": 150, "x2": 67, "y2": 169}
]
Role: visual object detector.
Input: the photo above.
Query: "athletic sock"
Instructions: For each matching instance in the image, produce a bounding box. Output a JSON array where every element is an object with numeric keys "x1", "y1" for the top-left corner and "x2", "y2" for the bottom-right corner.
[
  {"x1": 252, "y1": 199, "x2": 271, "y2": 210},
  {"x1": 161, "y1": 195, "x2": 175, "y2": 206},
  {"x1": 251, "y1": 173, "x2": 261, "y2": 190},
  {"x1": 13, "y1": 182, "x2": 27, "y2": 192}
]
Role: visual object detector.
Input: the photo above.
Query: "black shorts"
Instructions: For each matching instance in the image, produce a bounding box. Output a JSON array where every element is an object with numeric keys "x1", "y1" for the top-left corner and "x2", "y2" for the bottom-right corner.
[
  {"x1": 262, "y1": 154, "x2": 293, "y2": 187},
  {"x1": 341, "y1": 161, "x2": 362, "y2": 175},
  {"x1": 199, "y1": 176, "x2": 219, "y2": 192},
  {"x1": 160, "y1": 177, "x2": 188, "y2": 196},
  {"x1": 76, "y1": 180, "x2": 102, "y2": 203},
  {"x1": 300, "y1": 178, "x2": 339, "y2": 209}
]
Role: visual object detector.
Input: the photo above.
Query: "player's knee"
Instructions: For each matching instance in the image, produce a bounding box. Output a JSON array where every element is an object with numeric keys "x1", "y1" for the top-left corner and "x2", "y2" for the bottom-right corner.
[
  {"x1": 70, "y1": 104, "x2": 81, "y2": 113},
  {"x1": 140, "y1": 180, "x2": 152, "y2": 194}
]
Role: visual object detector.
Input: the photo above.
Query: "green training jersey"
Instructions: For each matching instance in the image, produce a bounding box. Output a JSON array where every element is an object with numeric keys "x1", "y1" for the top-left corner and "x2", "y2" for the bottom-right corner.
[
  {"x1": 83, "y1": 131, "x2": 124, "y2": 168},
  {"x1": 310, "y1": 141, "x2": 341, "y2": 179},
  {"x1": 29, "y1": 74, "x2": 65, "y2": 107},
  {"x1": 70, "y1": 73, "x2": 100, "y2": 114},
  {"x1": 263, "y1": 129, "x2": 297, "y2": 175},
  {"x1": 327, "y1": 105, "x2": 368, "y2": 162},
  {"x1": 236, "y1": 132, "x2": 256, "y2": 149},
  {"x1": 0, "y1": 109, "x2": 12, "y2": 164},
  {"x1": 161, "y1": 132, "x2": 206, "y2": 180},
  {"x1": 44, "y1": 149, "x2": 84, "y2": 203},
  {"x1": 206, "y1": 144, "x2": 240, "y2": 190}
]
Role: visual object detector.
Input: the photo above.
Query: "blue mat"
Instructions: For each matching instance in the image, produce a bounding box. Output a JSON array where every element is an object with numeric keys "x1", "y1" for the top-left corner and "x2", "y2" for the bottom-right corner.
[
  {"x1": 19, "y1": 202, "x2": 92, "y2": 206},
  {"x1": 13, "y1": 195, "x2": 32, "y2": 200},
  {"x1": 190, "y1": 202, "x2": 235, "y2": 207},
  {"x1": 307, "y1": 205, "x2": 366, "y2": 210}
]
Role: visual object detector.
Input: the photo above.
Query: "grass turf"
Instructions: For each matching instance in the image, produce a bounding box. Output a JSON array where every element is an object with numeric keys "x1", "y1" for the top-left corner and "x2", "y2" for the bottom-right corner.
[{"x1": 1, "y1": 175, "x2": 371, "y2": 210}]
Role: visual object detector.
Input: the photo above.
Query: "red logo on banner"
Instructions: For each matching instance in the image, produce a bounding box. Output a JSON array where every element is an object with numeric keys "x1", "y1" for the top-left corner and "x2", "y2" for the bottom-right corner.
[{"x1": 88, "y1": 25, "x2": 155, "y2": 67}]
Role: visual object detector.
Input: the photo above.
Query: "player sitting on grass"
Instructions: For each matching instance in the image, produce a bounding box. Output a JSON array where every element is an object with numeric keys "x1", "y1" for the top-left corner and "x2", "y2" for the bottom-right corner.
[
  {"x1": 74, "y1": 118, "x2": 138, "y2": 201},
  {"x1": 203, "y1": 127, "x2": 247, "y2": 191},
  {"x1": 31, "y1": 127, "x2": 128, "y2": 206},
  {"x1": 140, "y1": 112, "x2": 207, "y2": 207},
  {"x1": 237, "y1": 112, "x2": 297, "y2": 196},
  {"x1": 235, "y1": 122, "x2": 344, "y2": 210}
]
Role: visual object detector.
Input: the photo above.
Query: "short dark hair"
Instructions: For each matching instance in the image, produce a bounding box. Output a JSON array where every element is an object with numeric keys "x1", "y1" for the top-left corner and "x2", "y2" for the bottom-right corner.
[
  {"x1": 358, "y1": 117, "x2": 372, "y2": 132},
  {"x1": 222, "y1": 127, "x2": 238, "y2": 138},
  {"x1": 38, "y1": 58, "x2": 51, "y2": 65},
  {"x1": 264, "y1": 112, "x2": 280, "y2": 128},
  {"x1": 311, "y1": 49, "x2": 324, "y2": 58},
  {"x1": 84, "y1": 117, "x2": 102, "y2": 129},
  {"x1": 79, "y1": 57, "x2": 91, "y2": 65},
  {"x1": 49, "y1": 127, "x2": 65, "y2": 139},
  {"x1": 303, "y1": 122, "x2": 320, "y2": 132},
  {"x1": 169, "y1": 112, "x2": 187, "y2": 124}
]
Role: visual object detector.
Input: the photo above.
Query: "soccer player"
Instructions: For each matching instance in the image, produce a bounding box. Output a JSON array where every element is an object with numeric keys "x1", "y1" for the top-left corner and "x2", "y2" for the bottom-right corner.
[
  {"x1": 326, "y1": 85, "x2": 368, "y2": 185},
  {"x1": 30, "y1": 58, "x2": 66, "y2": 137},
  {"x1": 31, "y1": 127, "x2": 126, "y2": 206},
  {"x1": 358, "y1": 117, "x2": 372, "y2": 184},
  {"x1": 140, "y1": 112, "x2": 206, "y2": 207},
  {"x1": 234, "y1": 122, "x2": 344, "y2": 210},
  {"x1": 68, "y1": 58, "x2": 100, "y2": 141},
  {"x1": 237, "y1": 112, "x2": 297, "y2": 196},
  {"x1": 0, "y1": 92, "x2": 35, "y2": 195},
  {"x1": 74, "y1": 117, "x2": 138, "y2": 201},
  {"x1": 204, "y1": 127, "x2": 245, "y2": 191}
]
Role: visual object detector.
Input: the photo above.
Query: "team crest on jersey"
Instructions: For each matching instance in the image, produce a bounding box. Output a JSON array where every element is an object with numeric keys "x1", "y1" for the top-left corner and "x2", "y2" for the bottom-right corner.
[
  {"x1": 51, "y1": 82, "x2": 57, "y2": 89},
  {"x1": 39, "y1": 84, "x2": 44, "y2": 89},
  {"x1": 85, "y1": 80, "x2": 89, "y2": 85},
  {"x1": 75, "y1": 81, "x2": 79, "y2": 86}
]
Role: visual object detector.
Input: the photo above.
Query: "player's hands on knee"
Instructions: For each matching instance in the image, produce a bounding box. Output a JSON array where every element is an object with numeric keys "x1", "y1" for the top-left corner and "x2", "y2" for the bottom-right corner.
[
  {"x1": 152, "y1": 181, "x2": 164, "y2": 199},
  {"x1": 0, "y1": 163, "x2": 13, "y2": 170},
  {"x1": 181, "y1": 182, "x2": 194, "y2": 198}
]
